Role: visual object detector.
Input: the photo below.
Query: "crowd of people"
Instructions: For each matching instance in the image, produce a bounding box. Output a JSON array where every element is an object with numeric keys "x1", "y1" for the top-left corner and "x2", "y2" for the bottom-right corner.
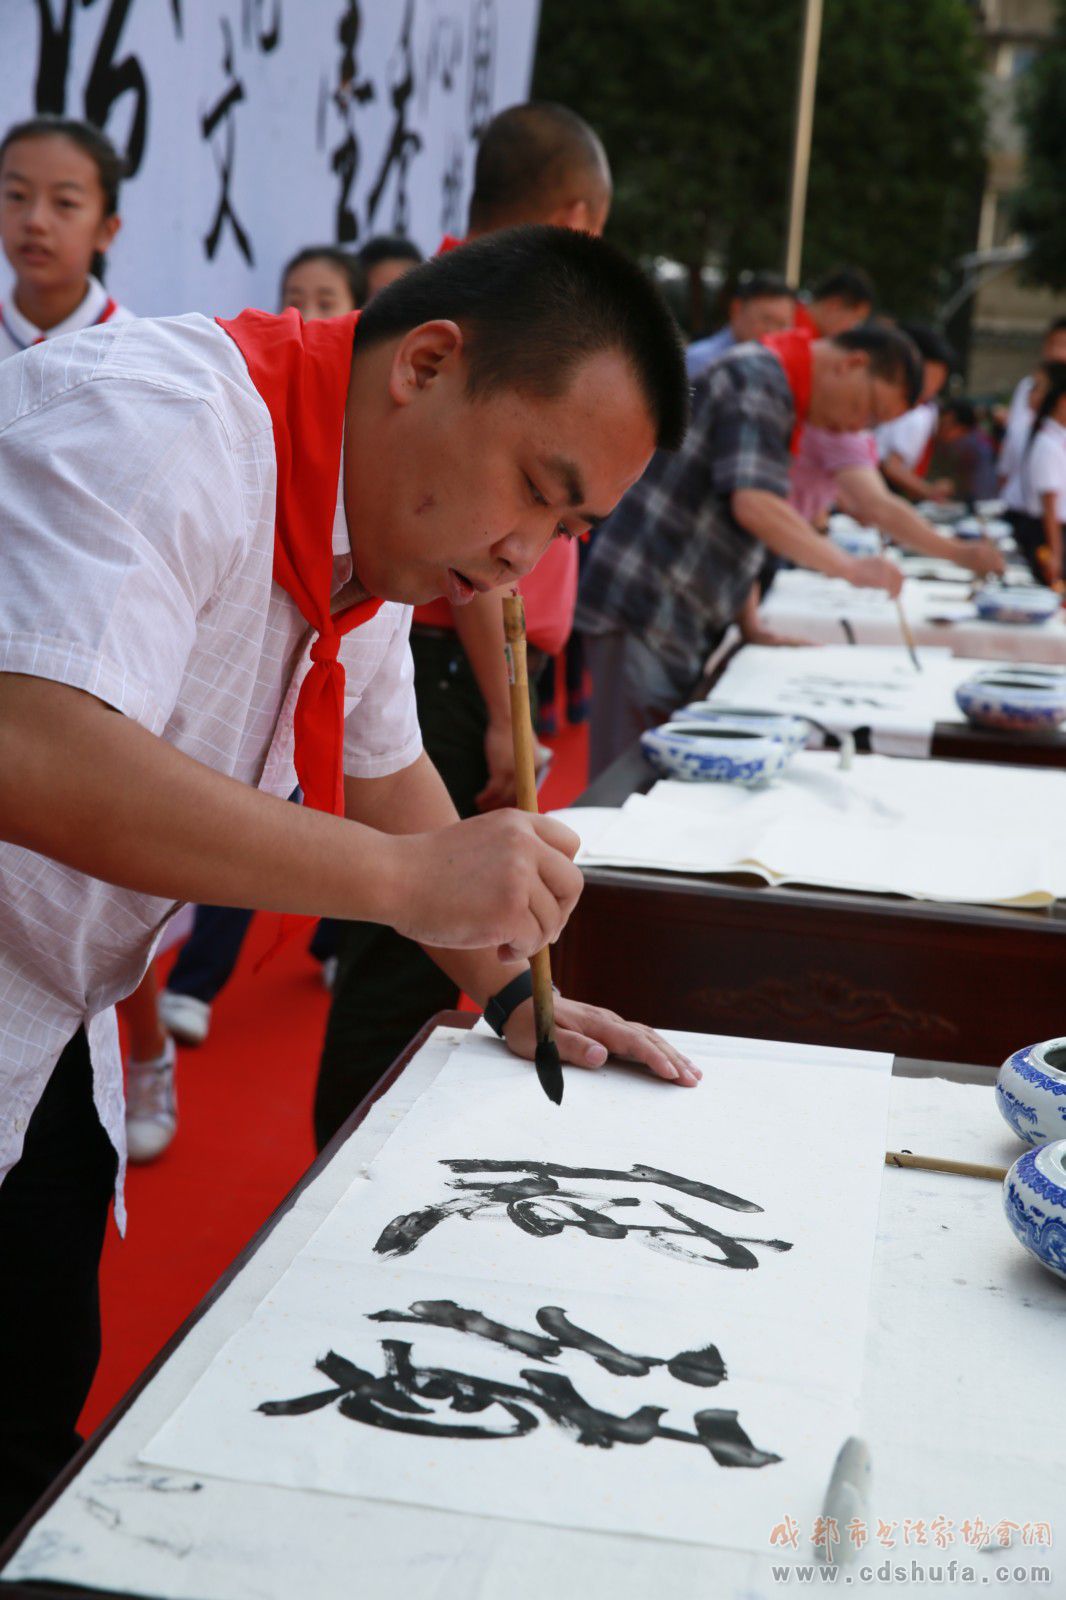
[{"x1": 0, "y1": 94, "x2": 1064, "y2": 1544}]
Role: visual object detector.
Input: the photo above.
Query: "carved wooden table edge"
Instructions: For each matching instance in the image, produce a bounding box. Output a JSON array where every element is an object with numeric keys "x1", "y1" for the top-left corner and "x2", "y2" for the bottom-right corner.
[{"x1": 0, "y1": 1011, "x2": 475, "y2": 1597}]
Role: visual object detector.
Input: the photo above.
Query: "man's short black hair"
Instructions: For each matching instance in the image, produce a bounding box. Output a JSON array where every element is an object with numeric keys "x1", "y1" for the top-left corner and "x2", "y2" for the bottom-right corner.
[
  {"x1": 1045, "y1": 315, "x2": 1066, "y2": 338},
  {"x1": 899, "y1": 319, "x2": 955, "y2": 370},
  {"x1": 356, "y1": 224, "x2": 688, "y2": 450},
  {"x1": 811, "y1": 266, "x2": 876, "y2": 309},
  {"x1": 832, "y1": 324, "x2": 922, "y2": 407},
  {"x1": 358, "y1": 234, "x2": 423, "y2": 270},
  {"x1": 733, "y1": 270, "x2": 795, "y2": 302},
  {"x1": 468, "y1": 102, "x2": 609, "y2": 232}
]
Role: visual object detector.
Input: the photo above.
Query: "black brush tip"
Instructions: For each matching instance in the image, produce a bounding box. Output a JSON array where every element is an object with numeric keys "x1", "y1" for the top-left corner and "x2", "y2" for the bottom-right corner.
[{"x1": 534, "y1": 1039, "x2": 564, "y2": 1105}]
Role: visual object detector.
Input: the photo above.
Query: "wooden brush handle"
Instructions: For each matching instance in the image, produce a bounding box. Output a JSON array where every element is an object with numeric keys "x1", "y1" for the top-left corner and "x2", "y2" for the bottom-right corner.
[
  {"x1": 885, "y1": 1151, "x2": 1007, "y2": 1182},
  {"x1": 502, "y1": 593, "x2": 557, "y2": 1046}
]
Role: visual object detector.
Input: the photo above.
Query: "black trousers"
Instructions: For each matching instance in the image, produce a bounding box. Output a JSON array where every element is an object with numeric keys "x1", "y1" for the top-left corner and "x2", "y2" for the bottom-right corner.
[
  {"x1": 1007, "y1": 508, "x2": 1062, "y2": 586},
  {"x1": 313, "y1": 628, "x2": 539, "y2": 1149},
  {"x1": 0, "y1": 1029, "x2": 116, "y2": 1542}
]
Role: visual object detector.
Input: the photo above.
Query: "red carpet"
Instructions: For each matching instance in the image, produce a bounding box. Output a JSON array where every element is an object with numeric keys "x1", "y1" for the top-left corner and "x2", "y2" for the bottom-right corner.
[{"x1": 80, "y1": 715, "x2": 589, "y2": 1436}]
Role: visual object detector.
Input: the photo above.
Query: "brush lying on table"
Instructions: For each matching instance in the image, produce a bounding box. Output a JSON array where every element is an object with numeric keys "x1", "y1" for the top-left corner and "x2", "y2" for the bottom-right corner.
[{"x1": 502, "y1": 591, "x2": 564, "y2": 1106}]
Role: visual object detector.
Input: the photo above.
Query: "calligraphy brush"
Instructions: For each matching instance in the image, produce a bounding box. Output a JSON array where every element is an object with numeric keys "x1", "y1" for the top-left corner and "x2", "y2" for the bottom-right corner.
[
  {"x1": 877, "y1": 533, "x2": 921, "y2": 673},
  {"x1": 502, "y1": 591, "x2": 564, "y2": 1106},
  {"x1": 884, "y1": 1151, "x2": 1006, "y2": 1182}
]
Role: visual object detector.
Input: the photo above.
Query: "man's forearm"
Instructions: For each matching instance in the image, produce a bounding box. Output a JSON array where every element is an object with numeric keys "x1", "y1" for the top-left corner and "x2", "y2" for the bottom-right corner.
[
  {"x1": 731, "y1": 489, "x2": 852, "y2": 577},
  {"x1": 881, "y1": 454, "x2": 931, "y2": 501},
  {"x1": 836, "y1": 467, "x2": 959, "y2": 560},
  {"x1": 344, "y1": 752, "x2": 527, "y2": 1006},
  {"x1": 0, "y1": 674, "x2": 402, "y2": 921}
]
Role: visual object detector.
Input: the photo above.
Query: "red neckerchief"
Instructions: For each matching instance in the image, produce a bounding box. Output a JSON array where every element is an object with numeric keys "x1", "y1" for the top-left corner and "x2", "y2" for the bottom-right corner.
[
  {"x1": 217, "y1": 307, "x2": 382, "y2": 816},
  {"x1": 437, "y1": 234, "x2": 464, "y2": 253},
  {"x1": 793, "y1": 301, "x2": 818, "y2": 338},
  {"x1": 762, "y1": 327, "x2": 814, "y2": 456}
]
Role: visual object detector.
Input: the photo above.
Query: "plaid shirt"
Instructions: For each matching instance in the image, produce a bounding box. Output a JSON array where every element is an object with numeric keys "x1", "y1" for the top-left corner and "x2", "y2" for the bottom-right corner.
[{"x1": 576, "y1": 343, "x2": 794, "y2": 693}]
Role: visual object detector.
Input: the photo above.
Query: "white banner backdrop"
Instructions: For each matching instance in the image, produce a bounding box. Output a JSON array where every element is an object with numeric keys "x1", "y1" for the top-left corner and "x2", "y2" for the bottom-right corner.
[{"x1": 2, "y1": 1, "x2": 540, "y2": 318}]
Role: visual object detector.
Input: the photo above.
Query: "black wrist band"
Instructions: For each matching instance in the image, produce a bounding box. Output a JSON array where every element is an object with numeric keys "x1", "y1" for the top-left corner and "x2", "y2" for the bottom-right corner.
[{"x1": 484, "y1": 971, "x2": 534, "y2": 1037}]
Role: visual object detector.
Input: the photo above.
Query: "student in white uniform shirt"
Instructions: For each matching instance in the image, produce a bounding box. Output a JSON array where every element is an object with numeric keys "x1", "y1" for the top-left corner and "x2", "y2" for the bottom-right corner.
[
  {"x1": 875, "y1": 322, "x2": 955, "y2": 503},
  {"x1": 1000, "y1": 316, "x2": 1066, "y2": 509},
  {"x1": 1014, "y1": 361, "x2": 1066, "y2": 588},
  {"x1": 0, "y1": 116, "x2": 183, "y2": 1167},
  {"x1": 0, "y1": 116, "x2": 134, "y2": 355},
  {"x1": 0, "y1": 225, "x2": 701, "y2": 1536}
]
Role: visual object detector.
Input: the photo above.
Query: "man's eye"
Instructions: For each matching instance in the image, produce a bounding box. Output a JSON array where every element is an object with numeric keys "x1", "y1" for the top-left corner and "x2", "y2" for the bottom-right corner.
[{"x1": 525, "y1": 474, "x2": 547, "y2": 507}]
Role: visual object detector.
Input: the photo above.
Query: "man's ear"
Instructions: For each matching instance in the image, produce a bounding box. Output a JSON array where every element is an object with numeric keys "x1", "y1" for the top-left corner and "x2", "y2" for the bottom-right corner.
[{"x1": 387, "y1": 319, "x2": 464, "y2": 406}]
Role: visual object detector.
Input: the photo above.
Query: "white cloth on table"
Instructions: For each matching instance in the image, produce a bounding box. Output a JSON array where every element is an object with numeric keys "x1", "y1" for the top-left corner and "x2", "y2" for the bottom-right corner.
[
  {"x1": 707, "y1": 643, "x2": 998, "y2": 759},
  {"x1": 4, "y1": 1023, "x2": 1060, "y2": 1600},
  {"x1": 572, "y1": 752, "x2": 1066, "y2": 907},
  {"x1": 759, "y1": 567, "x2": 1066, "y2": 665},
  {"x1": 0, "y1": 314, "x2": 422, "y2": 1224}
]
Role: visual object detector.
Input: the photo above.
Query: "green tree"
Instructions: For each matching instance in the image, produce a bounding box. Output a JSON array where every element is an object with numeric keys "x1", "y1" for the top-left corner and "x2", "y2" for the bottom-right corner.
[
  {"x1": 1013, "y1": 0, "x2": 1066, "y2": 289},
  {"x1": 533, "y1": 0, "x2": 985, "y2": 330}
]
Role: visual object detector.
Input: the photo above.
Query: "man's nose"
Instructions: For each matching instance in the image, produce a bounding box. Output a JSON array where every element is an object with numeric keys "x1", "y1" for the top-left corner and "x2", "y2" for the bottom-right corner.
[
  {"x1": 25, "y1": 198, "x2": 49, "y2": 231},
  {"x1": 494, "y1": 518, "x2": 555, "y2": 581}
]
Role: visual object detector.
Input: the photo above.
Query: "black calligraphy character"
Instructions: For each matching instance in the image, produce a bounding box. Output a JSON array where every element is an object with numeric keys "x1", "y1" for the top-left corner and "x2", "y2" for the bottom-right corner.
[
  {"x1": 83, "y1": 0, "x2": 148, "y2": 176},
  {"x1": 324, "y1": 2, "x2": 375, "y2": 244},
  {"x1": 440, "y1": 137, "x2": 464, "y2": 237},
  {"x1": 32, "y1": 0, "x2": 76, "y2": 115},
  {"x1": 365, "y1": 0, "x2": 423, "y2": 236},
  {"x1": 466, "y1": 0, "x2": 495, "y2": 138},
  {"x1": 201, "y1": 19, "x2": 254, "y2": 266},
  {"x1": 242, "y1": 0, "x2": 280, "y2": 53},
  {"x1": 258, "y1": 1339, "x2": 780, "y2": 1468},
  {"x1": 374, "y1": 1159, "x2": 793, "y2": 1269},
  {"x1": 33, "y1": 0, "x2": 166, "y2": 178},
  {"x1": 418, "y1": 15, "x2": 462, "y2": 113}
]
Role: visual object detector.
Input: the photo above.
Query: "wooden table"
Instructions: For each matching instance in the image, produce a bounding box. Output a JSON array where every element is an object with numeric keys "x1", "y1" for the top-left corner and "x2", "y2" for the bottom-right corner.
[
  {"x1": 1, "y1": 1015, "x2": 1023, "y2": 1600},
  {"x1": 555, "y1": 743, "x2": 1066, "y2": 1065}
]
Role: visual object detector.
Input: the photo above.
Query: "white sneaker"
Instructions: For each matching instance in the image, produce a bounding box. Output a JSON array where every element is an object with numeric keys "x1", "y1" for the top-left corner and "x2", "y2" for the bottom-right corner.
[
  {"x1": 126, "y1": 1037, "x2": 177, "y2": 1163},
  {"x1": 158, "y1": 990, "x2": 211, "y2": 1045},
  {"x1": 321, "y1": 955, "x2": 339, "y2": 991}
]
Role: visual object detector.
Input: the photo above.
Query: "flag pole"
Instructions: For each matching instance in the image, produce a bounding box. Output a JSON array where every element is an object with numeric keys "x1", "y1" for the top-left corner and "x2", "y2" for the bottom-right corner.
[{"x1": 784, "y1": 0, "x2": 825, "y2": 285}]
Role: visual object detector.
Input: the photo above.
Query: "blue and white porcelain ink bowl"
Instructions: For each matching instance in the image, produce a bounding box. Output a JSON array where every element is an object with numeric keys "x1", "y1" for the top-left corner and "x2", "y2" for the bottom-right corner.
[
  {"x1": 996, "y1": 1037, "x2": 1066, "y2": 1146},
  {"x1": 955, "y1": 515, "x2": 1013, "y2": 545},
  {"x1": 827, "y1": 514, "x2": 883, "y2": 558},
  {"x1": 670, "y1": 704, "x2": 812, "y2": 754},
  {"x1": 1002, "y1": 1139, "x2": 1066, "y2": 1282},
  {"x1": 974, "y1": 584, "x2": 1061, "y2": 625},
  {"x1": 954, "y1": 669, "x2": 1066, "y2": 731},
  {"x1": 640, "y1": 720, "x2": 793, "y2": 786}
]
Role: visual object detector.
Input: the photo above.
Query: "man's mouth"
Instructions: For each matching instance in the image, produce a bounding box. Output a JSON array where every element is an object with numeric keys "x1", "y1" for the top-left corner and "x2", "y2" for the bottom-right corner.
[
  {"x1": 17, "y1": 244, "x2": 53, "y2": 265},
  {"x1": 445, "y1": 567, "x2": 480, "y2": 606}
]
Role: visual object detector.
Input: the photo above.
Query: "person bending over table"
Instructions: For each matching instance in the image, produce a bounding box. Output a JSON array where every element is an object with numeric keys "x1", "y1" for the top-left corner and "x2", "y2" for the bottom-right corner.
[
  {"x1": 576, "y1": 324, "x2": 922, "y2": 778},
  {"x1": 0, "y1": 226, "x2": 699, "y2": 1541}
]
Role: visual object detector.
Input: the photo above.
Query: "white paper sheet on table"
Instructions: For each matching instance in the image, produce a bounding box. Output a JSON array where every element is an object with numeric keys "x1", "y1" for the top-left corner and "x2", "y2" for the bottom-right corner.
[
  {"x1": 142, "y1": 1029, "x2": 892, "y2": 1555},
  {"x1": 760, "y1": 569, "x2": 1066, "y2": 664},
  {"x1": 709, "y1": 644, "x2": 989, "y2": 758},
  {"x1": 576, "y1": 753, "x2": 1066, "y2": 906}
]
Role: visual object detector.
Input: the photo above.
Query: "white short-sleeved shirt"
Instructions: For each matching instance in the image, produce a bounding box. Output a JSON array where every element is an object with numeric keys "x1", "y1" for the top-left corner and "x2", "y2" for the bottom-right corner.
[
  {"x1": 875, "y1": 401, "x2": 938, "y2": 471},
  {"x1": 0, "y1": 313, "x2": 422, "y2": 1224},
  {"x1": 0, "y1": 272, "x2": 134, "y2": 360},
  {"x1": 1019, "y1": 417, "x2": 1066, "y2": 521},
  {"x1": 1001, "y1": 374, "x2": 1035, "y2": 510}
]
